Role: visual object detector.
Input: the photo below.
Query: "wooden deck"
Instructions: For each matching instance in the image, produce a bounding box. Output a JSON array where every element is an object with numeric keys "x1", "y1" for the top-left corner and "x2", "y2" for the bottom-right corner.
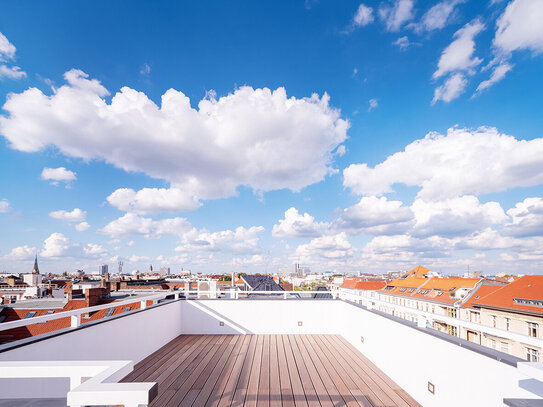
[{"x1": 122, "y1": 335, "x2": 421, "y2": 407}]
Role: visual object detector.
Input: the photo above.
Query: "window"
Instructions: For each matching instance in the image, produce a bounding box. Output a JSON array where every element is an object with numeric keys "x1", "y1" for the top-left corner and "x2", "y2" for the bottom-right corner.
[
  {"x1": 526, "y1": 348, "x2": 539, "y2": 362},
  {"x1": 123, "y1": 307, "x2": 131, "y2": 313},
  {"x1": 500, "y1": 342, "x2": 509, "y2": 353},
  {"x1": 492, "y1": 315, "x2": 497, "y2": 328},
  {"x1": 527, "y1": 322, "x2": 538, "y2": 337},
  {"x1": 446, "y1": 325, "x2": 457, "y2": 336},
  {"x1": 470, "y1": 311, "x2": 480, "y2": 323},
  {"x1": 505, "y1": 318, "x2": 510, "y2": 331},
  {"x1": 24, "y1": 311, "x2": 37, "y2": 319},
  {"x1": 437, "y1": 292, "x2": 443, "y2": 297},
  {"x1": 446, "y1": 308, "x2": 457, "y2": 318},
  {"x1": 105, "y1": 308, "x2": 115, "y2": 317},
  {"x1": 489, "y1": 339, "x2": 496, "y2": 349},
  {"x1": 399, "y1": 288, "x2": 406, "y2": 292}
]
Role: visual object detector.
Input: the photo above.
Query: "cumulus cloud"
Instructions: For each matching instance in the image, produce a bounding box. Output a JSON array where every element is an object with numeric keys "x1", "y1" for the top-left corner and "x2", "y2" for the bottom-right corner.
[
  {"x1": 411, "y1": 196, "x2": 506, "y2": 238},
  {"x1": 2, "y1": 70, "x2": 348, "y2": 206},
  {"x1": 272, "y1": 207, "x2": 327, "y2": 238},
  {"x1": 433, "y1": 19, "x2": 485, "y2": 79},
  {"x1": 229, "y1": 254, "x2": 265, "y2": 267},
  {"x1": 0, "y1": 198, "x2": 11, "y2": 213},
  {"x1": 176, "y1": 226, "x2": 265, "y2": 254},
  {"x1": 504, "y1": 197, "x2": 543, "y2": 237},
  {"x1": 0, "y1": 65, "x2": 26, "y2": 80},
  {"x1": 100, "y1": 213, "x2": 192, "y2": 238},
  {"x1": 493, "y1": 0, "x2": 543, "y2": 55},
  {"x1": 39, "y1": 232, "x2": 107, "y2": 259},
  {"x1": 379, "y1": 0, "x2": 415, "y2": 32},
  {"x1": 49, "y1": 208, "x2": 86, "y2": 222},
  {"x1": 334, "y1": 196, "x2": 414, "y2": 236},
  {"x1": 41, "y1": 167, "x2": 77, "y2": 186},
  {"x1": 3, "y1": 245, "x2": 36, "y2": 260},
  {"x1": 432, "y1": 72, "x2": 467, "y2": 104},
  {"x1": 414, "y1": 0, "x2": 464, "y2": 32},
  {"x1": 343, "y1": 127, "x2": 543, "y2": 200},
  {"x1": 75, "y1": 221, "x2": 90, "y2": 232},
  {"x1": 353, "y1": 4, "x2": 374, "y2": 27},
  {"x1": 107, "y1": 187, "x2": 201, "y2": 214},
  {"x1": 0, "y1": 32, "x2": 26, "y2": 80},
  {"x1": 295, "y1": 232, "x2": 354, "y2": 262}
]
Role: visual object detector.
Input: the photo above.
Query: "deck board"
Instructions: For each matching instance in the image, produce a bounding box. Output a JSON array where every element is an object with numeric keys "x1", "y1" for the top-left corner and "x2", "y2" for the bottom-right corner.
[{"x1": 122, "y1": 335, "x2": 421, "y2": 407}]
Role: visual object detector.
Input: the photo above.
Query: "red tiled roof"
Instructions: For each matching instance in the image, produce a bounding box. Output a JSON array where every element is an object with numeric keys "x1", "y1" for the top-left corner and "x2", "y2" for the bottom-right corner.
[
  {"x1": 461, "y1": 284, "x2": 505, "y2": 308},
  {"x1": 0, "y1": 299, "x2": 143, "y2": 343},
  {"x1": 472, "y1": 275, "x2": 543, "y2": 315}
]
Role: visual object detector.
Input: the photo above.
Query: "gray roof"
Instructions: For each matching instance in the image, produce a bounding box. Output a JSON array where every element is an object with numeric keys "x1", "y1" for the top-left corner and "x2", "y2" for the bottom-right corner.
[
  {"x1": 8, "y1": 298, "x2": 68, "y2": 309},
  {"x1": 241, "y1": 275, "x2": 284, "y2": 291}
]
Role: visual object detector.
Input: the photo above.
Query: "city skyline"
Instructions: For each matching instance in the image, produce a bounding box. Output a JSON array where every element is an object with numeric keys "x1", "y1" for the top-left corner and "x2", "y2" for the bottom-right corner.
[{"x1": 1, "y1": 0, "x2": 543, "y2": 275}]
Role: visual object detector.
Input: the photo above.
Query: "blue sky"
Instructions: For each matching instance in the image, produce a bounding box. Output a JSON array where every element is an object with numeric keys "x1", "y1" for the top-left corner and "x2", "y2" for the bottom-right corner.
[{"x1": 1, "y1": 0, "x2": 543, "y2": 275}]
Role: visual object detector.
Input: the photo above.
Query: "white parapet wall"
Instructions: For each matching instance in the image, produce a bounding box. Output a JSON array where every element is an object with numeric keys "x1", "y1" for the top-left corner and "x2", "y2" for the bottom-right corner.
[
  {"x1": 0, "y1": 299, "x2": 182, "y2": 399},
  {"x1": 0, "y1": 297, "x2": 540, "y2": 406}
]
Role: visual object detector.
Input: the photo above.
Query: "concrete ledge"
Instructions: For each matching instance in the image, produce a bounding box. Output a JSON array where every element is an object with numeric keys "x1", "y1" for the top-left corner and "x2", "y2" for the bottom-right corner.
[{"x1": 504, "y1": 398, "x2": 543, "y2": 406}]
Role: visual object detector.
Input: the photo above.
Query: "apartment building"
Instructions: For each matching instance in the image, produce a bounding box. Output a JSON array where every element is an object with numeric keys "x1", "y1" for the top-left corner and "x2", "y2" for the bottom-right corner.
[{"x1": 463, "y1": 275, "x2": 542, "y2": 362}]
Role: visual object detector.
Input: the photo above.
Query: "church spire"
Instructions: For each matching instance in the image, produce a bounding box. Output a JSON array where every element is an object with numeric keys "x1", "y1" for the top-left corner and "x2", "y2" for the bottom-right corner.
[{"x1": 32, "y1": 254, "x2": 40, "y2": 274}]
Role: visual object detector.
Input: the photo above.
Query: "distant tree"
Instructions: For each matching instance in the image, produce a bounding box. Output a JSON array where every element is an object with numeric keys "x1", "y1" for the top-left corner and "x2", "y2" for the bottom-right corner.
[{"x1": 219, "y1": 275, "x2": 232, "y2": 281}]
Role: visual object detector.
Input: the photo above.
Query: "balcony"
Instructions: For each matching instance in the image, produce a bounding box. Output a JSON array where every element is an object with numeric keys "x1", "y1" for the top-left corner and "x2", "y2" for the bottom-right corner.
[{"x1": 0, "y1": 292, "x2": 542, "y2": 407}]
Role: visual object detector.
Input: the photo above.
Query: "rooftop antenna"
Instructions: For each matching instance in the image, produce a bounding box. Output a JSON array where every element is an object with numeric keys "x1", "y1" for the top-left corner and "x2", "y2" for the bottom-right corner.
[{"x1": 118, "y1": 260, "x2": 123, "y2": 274}]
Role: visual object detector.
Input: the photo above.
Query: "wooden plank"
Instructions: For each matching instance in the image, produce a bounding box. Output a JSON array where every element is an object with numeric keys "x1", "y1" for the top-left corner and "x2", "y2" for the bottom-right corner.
[
  {"x1": 276, "y1": 335, "x2": 295, "y2": 407},
  {"x1": 311, "y1": 335, "x2": 372, "y2": 407},
  {"x1": 208, "y1": 335, "x2": 250, "y2": 407},
  {"x1": 257, "y1": 335, "x2": 270, "y2": 407},
  {"x1": 132, "y1": 335, "x2": 199, "y2": 382},
  {"x1": 191, "y1": 336, "x2": 241, "y2": 407},
  {"x1": 306, "y1": 335, "x2": 361, "y2": 407},
  {"x1": 269, "y1": 335, "x2": 282, "y2": 407},
  {"x1": 123, "y1": 335, "x2": 188, "y2": 382},
  {"x1": 218, "y1": 335, "x2": 256, "y2": 407},
  {"x1": 298, "y1": 335, "x2": 345, "y2": 407},
  {"x1": 318, "y1": 334, "x2": 389, "y2": 407},
  {"x1": 335, "y1": 336, "x2": 421, "y2": 407},
  {"x1": 164, "y1": 335, "x2": 230, "y2": 407},
  {"x1": 286, "y1": 335, "x2": 322, "y2": 407},
  {"x1": 245, "y1": 334, "x2": 264, "y2": 407},
  {"x1": 324, "y1": 335, "x2": 399, "y2": 407},
  {"x1": 150, "y1": 335, "x2": 218, "y2": 407}
]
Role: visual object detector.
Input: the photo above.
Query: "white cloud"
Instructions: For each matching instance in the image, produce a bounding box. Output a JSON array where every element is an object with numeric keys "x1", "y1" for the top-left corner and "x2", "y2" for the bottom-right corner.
[
  {"x1": 334, "y1": 196, "x2": 414, "y2": 236},
  {"x1": 368, "y1": 98, "x2": 378, "y2": 111},
  {"x1": 84, "y1": 243, "x2": 106, "y2": 256},
  {"x1": 475, "y1": 62, "x2": 513, "y2": 94},
  {"x1": 411, "y1": 196, "x2": 507, "y2": 238},
  {"x1": 0, "y1": 32, "x2": 16, "y2": 61},
  {"x1": 493, "y1": 0, "x2": 543, "y2": 55},
  {"x1": 343, "y1": 127, "x2": 543, "y2": 200},
  {"x1": 393, "y1": 36, "x2": 411, "y2": 50},
  {"x1": 75, "y1": 221, "x2": 90, "y2": 232},
  {"x1": 176, "y1": 226, "x2": 265, "y2": 254},
  {"x1": 41, "y1": 167, "x2": 77, "y2": 186},
  {"x1": 100, "y1": 213, "x2": 192, "y2": 238},
  {"x1": 41, "y1": 232, "x2": 73, "y2": 258},
  {"x1": 3, "y1": 245, "x2": 36, "y2": 260},
  {"x1": 432, "y1": 72, "x2": 467, "y2": 103},
  {"x1": 49, "y1": 208, "x2": 86, "y2": 222},
  {"x1": 379, "y1": 0, "x2": 415, "y2": 32},
  {"x1": 354, "y1": 4, "x2": 374, "y2": 27},
  {"x1": 229, "y1": 254, "x2": 265, "y2": 267},
  {"x1": 272, "y1": 207, "x2": 327, "y2": 238},
  {"x1": 433, "y1": 19, "x2": 485, "y2": 79},
  {"x1": 0, "y1": 198, "x2": 11, "y2": 213},
  {"x1": 0, "y1": 65, "x2": 26, "y2": 80},
  {"x1": 504, "y1": 197, "x2": 543, "y2": 237},
  {"x1": 106, "y1": 187, "x2": 201, "y2": 214},
  {"x1": 415, "y1": 0, "x2": 464, "y2": 32},
  {"x1": 2, "y1": 70, "x2": 348, "y2": 205},
  {"x1": 0, "y1": 32, "x2": 26, "y2": 80},
  {"x1": 295, "y1": 233, "x2": 354, "y2": 262}
]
